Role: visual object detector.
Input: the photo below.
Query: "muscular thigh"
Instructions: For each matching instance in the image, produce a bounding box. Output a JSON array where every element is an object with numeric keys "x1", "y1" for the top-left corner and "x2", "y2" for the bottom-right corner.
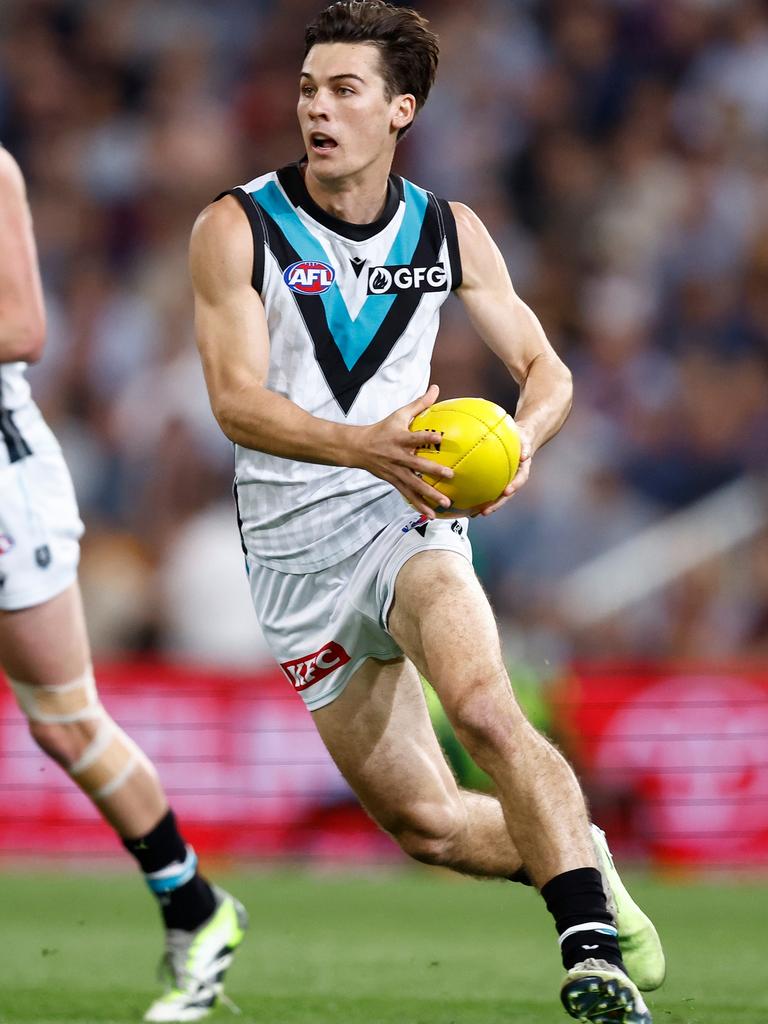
[
  {"x1": 388, "y1": 550, "x2": 509, "y2": 704},
  {"x1": 0, "y1": 582, "x2": 90, "y2": 684},
  {"x1": 312, "y1": 656, "x2": 460, "y2": 831}
]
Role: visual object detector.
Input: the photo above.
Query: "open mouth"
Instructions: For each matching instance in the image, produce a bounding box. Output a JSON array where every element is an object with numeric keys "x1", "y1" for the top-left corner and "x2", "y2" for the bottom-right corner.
[{"x1": 310, "y1": 133, "x2": 338, "y2": 152}]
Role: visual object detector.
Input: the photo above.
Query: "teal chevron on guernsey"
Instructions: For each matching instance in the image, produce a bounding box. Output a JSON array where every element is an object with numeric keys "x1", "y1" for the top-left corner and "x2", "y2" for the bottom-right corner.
[{"x1": 249, "y1": 179, "x2": 430, "y2": 370}]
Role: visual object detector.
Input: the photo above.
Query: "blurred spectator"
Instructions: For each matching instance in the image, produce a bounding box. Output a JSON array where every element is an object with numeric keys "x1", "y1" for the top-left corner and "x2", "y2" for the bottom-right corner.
[{"x1": 159, "y1": 502, "x2": 273, "y2": 667}]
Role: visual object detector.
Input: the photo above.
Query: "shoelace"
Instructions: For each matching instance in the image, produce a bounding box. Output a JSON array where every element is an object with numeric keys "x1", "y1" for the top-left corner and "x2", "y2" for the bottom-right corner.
[
  {"x1": 218, "y1": 991, "x2": 242, "y2": 1015},
  {"x1": 157, "y1": 935, "x2": 242, "y2": 1017}
]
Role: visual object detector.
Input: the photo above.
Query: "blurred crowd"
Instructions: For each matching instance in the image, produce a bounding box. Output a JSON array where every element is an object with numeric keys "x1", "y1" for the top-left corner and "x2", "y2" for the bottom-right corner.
[{"x1": 2, "y1": 0, "x2": 767, "y2": 670}]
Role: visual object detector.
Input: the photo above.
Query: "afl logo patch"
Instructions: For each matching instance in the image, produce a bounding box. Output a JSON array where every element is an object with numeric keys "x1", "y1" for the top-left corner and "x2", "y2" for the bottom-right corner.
[
  {"x1": 283, "y1": 260, "x2": 335, "y2": 295},
  {"x1": 0, "y1": 533, "x2": 14, "y2": 555}
]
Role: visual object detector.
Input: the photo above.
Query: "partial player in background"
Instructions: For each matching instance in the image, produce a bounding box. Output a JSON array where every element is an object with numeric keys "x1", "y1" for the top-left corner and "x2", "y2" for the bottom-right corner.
[
  {"x1": 191, "y1": 3, "x2": 664, "y2": 1022},
  {"x1": 0, "y1": 145, "x2": 246, "y2": 1023}
]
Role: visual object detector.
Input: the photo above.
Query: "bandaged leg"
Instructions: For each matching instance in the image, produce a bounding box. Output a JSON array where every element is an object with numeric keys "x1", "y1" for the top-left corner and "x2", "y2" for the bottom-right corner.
[
  {"x1": 8, "y1": 665, "x2": 215, "y2": 931},
  {"x1": 67, "y1": 714, "x2": 156, "y2": 800},
  {"x1": 8, "y1": 667, "x2": 163, "y2": 831},
  {"x1": 10, "y1": 668, "x2": 102, "y2": 725}
]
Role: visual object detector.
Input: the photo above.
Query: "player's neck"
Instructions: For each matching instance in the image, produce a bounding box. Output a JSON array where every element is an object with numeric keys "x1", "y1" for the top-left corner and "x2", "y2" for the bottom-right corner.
[{"x1": 301, "y1": 162, "x2": 392, "y2": 226}]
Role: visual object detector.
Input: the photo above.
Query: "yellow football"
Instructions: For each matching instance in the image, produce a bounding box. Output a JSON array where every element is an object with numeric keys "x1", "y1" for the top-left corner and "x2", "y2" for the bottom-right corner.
[{"x1": 410, "y1": 397, "x2": 521, "y2": 512}]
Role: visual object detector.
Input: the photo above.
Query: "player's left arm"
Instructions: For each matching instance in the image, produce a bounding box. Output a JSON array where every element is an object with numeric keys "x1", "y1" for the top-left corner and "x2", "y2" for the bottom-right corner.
[{"x1": 452, "y1": 202, "x2": 572, "y2": 515}]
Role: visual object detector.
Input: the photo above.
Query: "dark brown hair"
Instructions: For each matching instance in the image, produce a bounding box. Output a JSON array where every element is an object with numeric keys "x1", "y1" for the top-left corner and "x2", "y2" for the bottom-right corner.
[{"x1": 304, "y1": 1, "x2": 439, "y2": 139}]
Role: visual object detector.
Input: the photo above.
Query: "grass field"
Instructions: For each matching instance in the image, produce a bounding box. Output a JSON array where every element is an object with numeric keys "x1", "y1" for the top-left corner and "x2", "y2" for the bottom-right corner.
[{"x1": 0, "y1": 867, "x2": 764, "y2": 1024}]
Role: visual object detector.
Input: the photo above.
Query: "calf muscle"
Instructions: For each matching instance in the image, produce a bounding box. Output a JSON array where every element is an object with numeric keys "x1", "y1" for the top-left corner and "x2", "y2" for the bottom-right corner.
[
  {"x1": 389, "y1": 550, "x2": 596, "y2": 887},
  {"x1": 312, "y1": 656, "x2": 524, "y2": 877}
]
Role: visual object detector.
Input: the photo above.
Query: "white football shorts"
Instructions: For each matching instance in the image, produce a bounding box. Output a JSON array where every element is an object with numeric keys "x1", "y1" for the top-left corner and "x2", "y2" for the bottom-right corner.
[
  {"x1": 0, "y1": 427, "x2": 84, "y2": 611},
  {"x1": 248, "y1": 506, "x2": 472, "y2": 711}
]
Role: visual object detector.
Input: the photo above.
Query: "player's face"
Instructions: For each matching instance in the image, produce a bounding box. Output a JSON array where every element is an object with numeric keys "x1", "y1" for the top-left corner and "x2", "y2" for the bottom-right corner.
[{"x1": 298, "y1": 42, "x2": 412, "y2": 182}]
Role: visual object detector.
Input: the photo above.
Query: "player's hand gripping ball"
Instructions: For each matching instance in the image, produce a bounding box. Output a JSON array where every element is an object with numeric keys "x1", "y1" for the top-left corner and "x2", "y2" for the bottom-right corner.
[{"x1": 410, "y1": 397, "x2": 521, "y2": 512}]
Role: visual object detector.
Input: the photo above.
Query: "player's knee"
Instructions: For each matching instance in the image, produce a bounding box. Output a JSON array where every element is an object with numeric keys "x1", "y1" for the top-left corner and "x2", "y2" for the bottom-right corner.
[
  {"x1": 9, "y1": 669, "x2": 153, "y2": 799},
  {"x1": 28, "y1": 717, "x2": 100, "y2": 768},
  {"x1": 9, "y1": 670, "x2": 101, "y2": 766},
  {"x1": 390, "y1": 800, "x2": 465, "y2": 866}
]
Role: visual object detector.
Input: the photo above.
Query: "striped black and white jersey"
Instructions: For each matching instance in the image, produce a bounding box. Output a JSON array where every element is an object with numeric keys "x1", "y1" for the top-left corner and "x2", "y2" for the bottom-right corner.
[
  {"x1": 222, "y1": 161, "x2": 462, "y2": 574},
  {"x1": 0, "y1": 363, "x2": 38, "y2": 468}
]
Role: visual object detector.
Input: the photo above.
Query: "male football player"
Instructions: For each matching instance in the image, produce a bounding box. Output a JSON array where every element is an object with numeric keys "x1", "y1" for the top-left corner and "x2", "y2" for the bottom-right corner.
[
  {"x1": 191, "y1": 3, "x2": 664, "y2": 1020},
  {"x1": 0, "y1": 144, "x2": 246, "y2": 1023}
]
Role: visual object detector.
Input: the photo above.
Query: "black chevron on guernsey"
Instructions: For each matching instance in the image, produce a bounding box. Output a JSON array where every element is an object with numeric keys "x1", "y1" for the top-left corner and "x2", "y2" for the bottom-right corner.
[{"x1": 255, "y1": 197, "x2": 446, "y2": 415}]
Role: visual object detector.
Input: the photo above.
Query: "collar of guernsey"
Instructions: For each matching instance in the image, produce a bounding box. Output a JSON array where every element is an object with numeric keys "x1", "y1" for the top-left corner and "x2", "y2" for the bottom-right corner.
[
  {"x1": 278, "y1": 160, "x2": 403, "y2": 242},
  {"x1": 244, "y1": 162, "x2": 432, "y2": 406}
]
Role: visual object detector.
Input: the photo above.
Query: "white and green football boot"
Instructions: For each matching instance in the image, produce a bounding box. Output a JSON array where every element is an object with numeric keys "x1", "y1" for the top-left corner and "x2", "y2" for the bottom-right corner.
[
  {"x1": 591, "y1": 824, "x2": 666, "y2": 992},
  {"x1": 561, "y1": 958, "x2": 653, "y2": 1023},
  {"x1": 143, "y1": 886, "x2": 248, "y2": 1023}
]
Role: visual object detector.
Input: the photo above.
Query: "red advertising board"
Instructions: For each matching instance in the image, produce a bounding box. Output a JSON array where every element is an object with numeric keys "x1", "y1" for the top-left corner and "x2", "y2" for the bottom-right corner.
[
  {"x1": 0, "y1": 661, "x2": 389, "y2": 861},
  {"x1": 2, "y1": 660, "x2": 767, "y2": 867},
  {"x1": 556, "y1": 664, "x2": 768, "y2": 868}
]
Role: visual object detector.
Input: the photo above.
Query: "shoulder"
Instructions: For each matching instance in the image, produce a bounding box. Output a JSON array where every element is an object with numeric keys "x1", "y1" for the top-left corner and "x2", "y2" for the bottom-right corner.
[
  {"x1": 191, "y1": 194, "x2": 251, "y2": 247},
  {"x1": 448, "y1": 202, "x2": 492, "y2": 248},
  {"x1": 446, "y1": 202, "x2": 505, "y2": 292},
  {"x1": 0, "y1": 147, "x2": 26, "y2": 198},
  {"x1": 189, "y1": 195, "x2": 255, "y2": 299}
]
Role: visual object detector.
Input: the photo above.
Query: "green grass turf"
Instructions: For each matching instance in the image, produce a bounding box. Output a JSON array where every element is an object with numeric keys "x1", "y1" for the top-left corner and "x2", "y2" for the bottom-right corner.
[{"x1": 0, "y1": 867, "x2": 764, "y2": 1023}]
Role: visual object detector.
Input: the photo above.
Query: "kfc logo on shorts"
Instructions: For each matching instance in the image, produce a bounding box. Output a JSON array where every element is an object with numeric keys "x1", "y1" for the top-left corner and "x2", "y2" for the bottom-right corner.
[
  {"x1": 0, "y1": 534, "x2": 14, "y2": 555},
  {"x1": 283, "y1": 260, "x2": 335, "y2": 294},
  {"x1": 280, "y1": 641, "x2": 350, "y2": 691}
]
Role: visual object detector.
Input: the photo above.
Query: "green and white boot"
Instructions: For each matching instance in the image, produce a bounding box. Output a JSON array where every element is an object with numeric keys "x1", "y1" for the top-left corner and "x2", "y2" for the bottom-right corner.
[
  {"x1": 144, "y1": 886, "x2": 248, "y2": 1022},
  {"x1": 591, "y1": 824, "x2": 666, "y2": 992},
  {"x1": 561, "y1": 958, "x2": 653, "y2": 1023}
]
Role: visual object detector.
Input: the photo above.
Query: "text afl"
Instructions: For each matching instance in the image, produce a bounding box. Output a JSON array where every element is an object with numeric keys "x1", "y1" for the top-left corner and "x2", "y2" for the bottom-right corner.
[{"x1": 284, "y1": 260, "x2": 336, "y2": 294}]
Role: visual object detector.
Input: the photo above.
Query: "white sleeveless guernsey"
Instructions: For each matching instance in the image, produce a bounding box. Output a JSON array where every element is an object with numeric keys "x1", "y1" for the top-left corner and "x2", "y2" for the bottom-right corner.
[{"x1": 223, "y1": 162, "x2": 462, "y2": 574}]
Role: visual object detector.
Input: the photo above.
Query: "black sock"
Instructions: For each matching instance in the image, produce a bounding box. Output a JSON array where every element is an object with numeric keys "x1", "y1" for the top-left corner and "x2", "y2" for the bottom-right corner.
[
  {"x1": 123, "y1": 809, "x2": 216, "y2": 931},
  {"x1": 541, "y1": 867, "x2": 624, "y2": 972}
]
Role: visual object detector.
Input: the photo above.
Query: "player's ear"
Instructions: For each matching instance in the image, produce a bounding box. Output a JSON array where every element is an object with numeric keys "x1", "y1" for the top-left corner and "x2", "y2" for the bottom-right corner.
[{"x1": 391, "y1": 94, "x2": 415, "y2": 133}]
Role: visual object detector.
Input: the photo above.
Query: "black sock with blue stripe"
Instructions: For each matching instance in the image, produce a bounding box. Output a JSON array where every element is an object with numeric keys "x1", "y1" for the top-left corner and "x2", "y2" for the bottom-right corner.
[
  {"x1": 123, "y1": 809, "x2": 216, "y2": 931},
  {"x1": 541, "y1": 867, "x2": 624, "y2": 972}
]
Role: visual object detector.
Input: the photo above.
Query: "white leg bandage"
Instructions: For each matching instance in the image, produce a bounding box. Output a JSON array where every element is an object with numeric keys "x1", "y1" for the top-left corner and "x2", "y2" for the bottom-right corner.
[
  {"x1": 67, "y1": 716, "x2": 149, "y2": 799},
  {"x1": 8, "y1": 668, "x2": 157, "y2": 801},
  {"x1": 8, "y1": 668, "x2": 100, "y2": 724}
]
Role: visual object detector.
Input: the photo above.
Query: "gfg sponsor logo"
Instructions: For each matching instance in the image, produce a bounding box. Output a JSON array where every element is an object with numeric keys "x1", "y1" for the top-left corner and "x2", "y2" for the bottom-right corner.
[
  {"x1": 367, "y1": 264, "x2": 448, "y2": 295},
  {"x1": 283, "y1": 260, "x2": 336, "y2": 294},
  {"x1": 280, "y1": 641, "x2": 350, "y2": 691}
]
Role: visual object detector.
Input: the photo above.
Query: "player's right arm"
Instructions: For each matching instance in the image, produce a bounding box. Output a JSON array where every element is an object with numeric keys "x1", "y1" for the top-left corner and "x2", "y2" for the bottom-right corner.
[
  {"x1": 0, "y1": 148, "x2": 46, "y2": 364},
  {"x1": 190, "y1": 196, "x2": 452, "y2": 516}
]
